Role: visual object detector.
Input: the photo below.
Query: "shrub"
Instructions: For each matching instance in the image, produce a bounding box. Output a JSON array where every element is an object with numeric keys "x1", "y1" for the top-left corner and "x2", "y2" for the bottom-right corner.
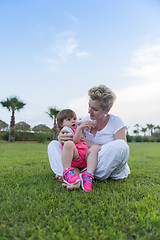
[
  {"x1": 150, "y1": 138, "x2": 155, "y2": 142},
  {"x1": 152, "y1": 132, "x2": 160, "y2": 138},
  {"x1": 126, "y1": 134, "x2": 133, "y2": 142},
  {"x1": 34, "y1": 132, "x2": 52, "y2": 143},
  {"x1": 0, "y1": 131, "x2": 9, "y2": 140},
  {"x1": 0, "y1": 131, "x2": 19, "y2": 141},
  {"x1": 16, "y1": 132, "x2": 36, "y2": 141},
  {"x1": 143, "y1": 136, "x2": 150, "y2": 142},
  {"x1": 134, "y1": 136, "x2": 143, "y2": 142}
]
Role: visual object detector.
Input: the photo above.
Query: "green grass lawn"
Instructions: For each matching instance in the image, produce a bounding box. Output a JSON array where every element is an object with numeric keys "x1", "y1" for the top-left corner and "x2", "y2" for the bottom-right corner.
[{"x1": 0, "y1": 142, "x2": 160, "y2": 240}]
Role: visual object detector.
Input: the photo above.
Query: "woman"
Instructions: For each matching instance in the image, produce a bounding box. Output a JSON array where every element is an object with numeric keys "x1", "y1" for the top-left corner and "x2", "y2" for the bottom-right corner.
[{"x1": 48, "y1": 85, "x2": 130, "y2": 190}]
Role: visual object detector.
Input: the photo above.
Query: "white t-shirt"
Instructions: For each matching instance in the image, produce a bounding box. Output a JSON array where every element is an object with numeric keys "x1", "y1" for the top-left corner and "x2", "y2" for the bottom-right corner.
[{"x1": 82, "y1": 114, "x2": 126, "y2": 146}]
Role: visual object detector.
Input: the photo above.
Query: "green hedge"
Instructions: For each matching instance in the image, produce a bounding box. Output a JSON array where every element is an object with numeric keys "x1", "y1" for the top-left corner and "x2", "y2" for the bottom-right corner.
[
  {"x1": 127, "y1": 134, "x2": 160, "y2": 142},
  {"x1": 0, "y1": 131, "x2": 53, "y2": 142}
]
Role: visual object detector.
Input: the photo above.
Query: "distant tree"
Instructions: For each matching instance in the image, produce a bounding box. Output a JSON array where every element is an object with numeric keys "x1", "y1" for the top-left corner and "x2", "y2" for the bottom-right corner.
[
  {"x1": 0, "y1": 120, "x2": 8, "y2": 131},
  {"x1": 15, "y1": 121, "x2": 31, "y2": 132},
  {"x1": 141, "y1": 127, "x2": 148, "y2": 136},
  {"x1": 32, "y1": 124, "x2": 50, "y2": 132},
  {"x1": 154, "y1": 125, "x2": 160, "y2": 132},
  {"x1": 133, "y1": 129, "x2": 139, "y2": 136},
  {"x1": 46, "y1": 107, "x2": 60, "y2": 140},
  {"x1": 133, "y1": 123, "x2": 140, "y2": 136},
  {"x1": 0, "y1": 97, "x2": 26, "y2": 142},
  {"x1": 146, "y1": 124, "x2": 155, "y2": 136},
  {"x1": 152, "y1": 125, "x2": 160, "y2": 138},
  {"x1": 134, "y1": 123, "x2": 140, "y2": 128}
]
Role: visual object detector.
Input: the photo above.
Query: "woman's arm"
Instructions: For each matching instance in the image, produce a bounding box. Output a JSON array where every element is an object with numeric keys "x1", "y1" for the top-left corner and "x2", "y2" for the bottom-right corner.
[{"x1": 114, "y1": 127, "x2": 127, "y2": 142}]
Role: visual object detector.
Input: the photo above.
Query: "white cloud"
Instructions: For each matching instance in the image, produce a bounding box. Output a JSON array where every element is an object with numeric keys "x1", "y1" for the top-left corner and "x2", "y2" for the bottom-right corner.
[
  {"x1": 115, "y1": 40, "x2": 160, "y2": 128},
  {"x1": 39, "y1": 57, "x2": 60, "y2": 72},
  {"x1": 65, "y1": 12, "x2": 78, "y2": 22},
  {"x1": 76, "y1": 51, "x2": 89, "y2": 57},
  {"x1": 68, "y1": 96, "x2": 89, "y2": 118},
  {"x1": 39, "y1": 32, "x2": 89, "y2": 71},
  {"x1": 111, "y1": 80, "x2": 160, "y2": 126},
  {"x1": 51, "y1": 33, "x2": 78, "y2": 62},
  {"x1": 125, "y1": 40, "x2": 160, "y2": 81}
]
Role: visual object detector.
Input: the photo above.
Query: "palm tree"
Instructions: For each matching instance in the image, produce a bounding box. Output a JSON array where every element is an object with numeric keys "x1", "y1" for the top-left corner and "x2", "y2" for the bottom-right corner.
[
  {"x1": 133, "y1": 129, "x2": 139, "y2": 136},
  {"x1": 46, "y1": 107, "x2": 60, "y2": 140},
  {"x1": 0, "y1": 97, "x2": 26, "y2": 142},
  {"x1": 141, "y1": 127, "x2": 148, "y2": 136},
  {"x1": 133, "y1": 123, "x2": 140, "y2": 136},
  {"x1": 154, "y1": 125, "x2": 160, "y2": 132},
  {"x1": 146, "y1": 124, "x2": 155, "y2": 137}
]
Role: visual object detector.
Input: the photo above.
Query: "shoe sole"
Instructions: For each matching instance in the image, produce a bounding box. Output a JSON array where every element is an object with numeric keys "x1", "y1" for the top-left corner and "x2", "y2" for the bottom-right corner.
[{"x1": 63, "y1": 178, "x2": 81, "y2": 186}]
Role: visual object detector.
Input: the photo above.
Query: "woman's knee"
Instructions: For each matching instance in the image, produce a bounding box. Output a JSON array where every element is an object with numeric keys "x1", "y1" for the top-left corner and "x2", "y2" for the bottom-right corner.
[
  {"x1": 91, "y1": 145, "x2": 101, "y2": 151},
  {"x1": 110, "y1": 140, "x2": 129, "y2": 164},
  {"x1": 99, "y1": 140, "x2": 129, "y2": 162},
  {"x1": 48, "y1": 140, "x2": 61, "y2": 152},
  {"x1": 88, "y1": 145, "x2": 99, "y2": 154},
  {"x1": 115, "y1": 139, "x2": 129, "y2": 154}
]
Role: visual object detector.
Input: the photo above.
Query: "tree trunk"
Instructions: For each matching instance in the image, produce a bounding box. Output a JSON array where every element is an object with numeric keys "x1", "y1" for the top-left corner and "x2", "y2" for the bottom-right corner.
[
  {"x1": 53, "y1": 118, "x2": 58, "y2": 140},
  {"x1": 9, "y1": 111, "x2": 15, "y2": 142}
]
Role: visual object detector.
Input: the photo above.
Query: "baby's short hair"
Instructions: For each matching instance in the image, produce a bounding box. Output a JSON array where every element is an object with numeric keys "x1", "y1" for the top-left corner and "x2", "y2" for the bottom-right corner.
[{"x1": 57, "y1": 109, "x2": 77, "y2": 129}]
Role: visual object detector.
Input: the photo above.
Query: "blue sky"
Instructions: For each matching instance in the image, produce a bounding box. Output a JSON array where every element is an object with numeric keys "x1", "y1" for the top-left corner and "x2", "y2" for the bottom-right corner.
[{"x1": 0, "y1": 0, "x2": 160, "y2": 134}]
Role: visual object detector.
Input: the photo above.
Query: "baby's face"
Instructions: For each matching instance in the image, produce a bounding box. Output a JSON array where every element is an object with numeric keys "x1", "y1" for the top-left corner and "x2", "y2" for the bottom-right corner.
[{"x1": 62, "y1": 116, "x2": 77, "y2": 129}]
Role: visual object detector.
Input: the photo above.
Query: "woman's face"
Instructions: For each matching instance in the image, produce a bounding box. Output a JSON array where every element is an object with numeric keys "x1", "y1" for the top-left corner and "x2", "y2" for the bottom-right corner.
[{"x1": 88, "y1": 98, "x2": 106, "y2": 121}]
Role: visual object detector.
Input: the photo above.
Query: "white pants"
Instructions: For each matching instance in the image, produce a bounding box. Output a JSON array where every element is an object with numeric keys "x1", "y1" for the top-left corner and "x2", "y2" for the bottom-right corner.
[{"x1": 47, "y1": 139, "x2": 130, "y2": 180}]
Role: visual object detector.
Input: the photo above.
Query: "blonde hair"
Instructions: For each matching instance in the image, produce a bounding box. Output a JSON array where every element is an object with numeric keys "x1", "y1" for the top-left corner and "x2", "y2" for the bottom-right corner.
[
  {"x1": 57, "y1": 109, "x2": 77, "y2": 130},
  {"x1": 88, "y1": 85, "x2": 116, "y2": 110}
]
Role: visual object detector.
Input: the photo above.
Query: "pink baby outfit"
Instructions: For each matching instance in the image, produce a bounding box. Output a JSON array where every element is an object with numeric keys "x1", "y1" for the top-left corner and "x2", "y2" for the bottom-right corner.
[{"x1": 61, "y1": 127, "x2": 88, "y2": 170}]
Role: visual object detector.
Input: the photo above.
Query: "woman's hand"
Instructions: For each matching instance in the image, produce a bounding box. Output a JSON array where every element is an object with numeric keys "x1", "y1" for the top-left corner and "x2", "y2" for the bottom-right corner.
[
  {"x1": 79, "y1": 120, "x2": 96, "y2": 131},
  {"x1": 58, "y1": 129, "x2": 73, "y2": 143}
]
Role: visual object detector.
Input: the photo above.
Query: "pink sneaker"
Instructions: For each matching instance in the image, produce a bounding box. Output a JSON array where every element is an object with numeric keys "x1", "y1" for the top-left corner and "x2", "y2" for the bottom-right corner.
[
  {"x1": 63, "y1": 168, "x2": 81, "y2": 185},
  {"x1": 80, "y1": 171, "x2": 94, "y2": 191}
]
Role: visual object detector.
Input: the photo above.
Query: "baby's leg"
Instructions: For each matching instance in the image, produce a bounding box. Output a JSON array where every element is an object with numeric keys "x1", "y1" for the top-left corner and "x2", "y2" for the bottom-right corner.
[
  {"x1": 86, "y1": 145, "x2": 101, "y2": 174},
  {"x1": 80, "y1": 145, "x2": 101, "y2": 192},
  {"x1": 62, "y1": 141, "x2": 79, "y2": 170},
  {"x1": 62, "y1": 141, "x2": 80, "y2": 186}
]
